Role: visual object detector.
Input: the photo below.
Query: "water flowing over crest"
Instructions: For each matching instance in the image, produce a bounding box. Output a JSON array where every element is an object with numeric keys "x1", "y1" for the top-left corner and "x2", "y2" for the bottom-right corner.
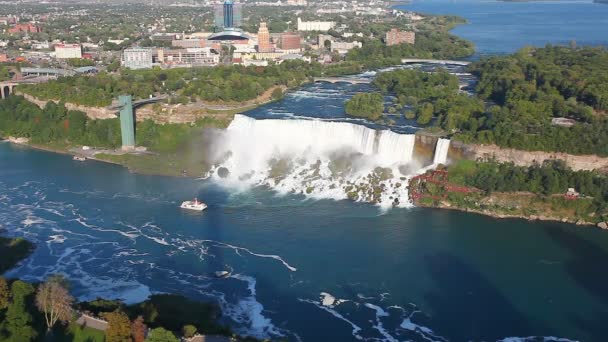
[
  {"x1": 433, "y1": 138, "x2": 451, "y2": 166},
  {"x1": 207, "y1": 115, "x2": 449, "y2": 208}
]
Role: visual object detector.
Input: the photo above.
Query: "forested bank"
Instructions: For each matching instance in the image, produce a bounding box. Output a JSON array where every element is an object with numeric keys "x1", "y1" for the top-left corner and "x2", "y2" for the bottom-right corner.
[
  {"x1": 411, "y1": 159, "x2": 608, "y2": 225},
  {"x1": 366, "y1": 46, "x2": 608, "y2": 157},
  {"x1": 0, "y1": 96, "x2": 223, "y2": 153},
  {"x1": 0, "y1": 275, "x2": 256, "y2": 342},
  {"x1": 458, "y1": 46, "x2": 608, "y2": 156},
  {"x1": 0, "y1": 231, "x2": 254, "y2": 342}
]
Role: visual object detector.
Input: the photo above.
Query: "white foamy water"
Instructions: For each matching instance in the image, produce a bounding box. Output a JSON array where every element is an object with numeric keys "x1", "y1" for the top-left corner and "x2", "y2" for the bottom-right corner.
[
  {"x1": 209, "y1": 115, "x2": 438, "y2": 208},
  {"x1": 433, "y1": 138, "x2": 451, "y2": 166}
]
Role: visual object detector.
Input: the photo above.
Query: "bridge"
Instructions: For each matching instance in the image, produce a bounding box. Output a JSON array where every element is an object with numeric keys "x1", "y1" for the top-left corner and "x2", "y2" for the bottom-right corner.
[
  {"x1": 111, "y1": 95, "x2": 168, "y2": 150},
  {"x1": 400, "y1": 58, "x2": 471, "y2": 66},
  {"x1": 108, "y1": 95, "x2": 167, "y2": 111},
  {"x1": 313, "y1": 77, "x2": 371, "y2": 85},
  {"x1": 0, "y1": 77, "x2": 53, "y2": 99}
]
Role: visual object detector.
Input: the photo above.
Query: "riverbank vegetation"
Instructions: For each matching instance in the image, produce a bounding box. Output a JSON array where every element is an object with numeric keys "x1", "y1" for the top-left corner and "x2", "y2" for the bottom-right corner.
[
  {"x1": 0, "y1": 96, "x2": 122, "y2": 148},
  {"x1": 412, "y1": 159, "x2": 608, "y2": 224},
  {"x1": 0, "y1": 274, "x2": 257, "y2": 342},
  {"x1": 19, "y1": 61, "x2": 315, "y2": 107},
  {"x1": 457, "y1": 45, "x2": 608, "y2": 156}
]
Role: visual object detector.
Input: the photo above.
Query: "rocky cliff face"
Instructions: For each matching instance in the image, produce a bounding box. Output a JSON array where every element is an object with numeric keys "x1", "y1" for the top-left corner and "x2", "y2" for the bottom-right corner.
[
  {"x1": 453, "y1": 142, "x2": 608, "y2": 172},
  {"x1": 17, "y1": 92, "x2": 117, "y2": 120}
]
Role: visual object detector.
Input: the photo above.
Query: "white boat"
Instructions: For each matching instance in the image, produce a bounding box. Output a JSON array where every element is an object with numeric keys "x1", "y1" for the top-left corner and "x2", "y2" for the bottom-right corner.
[
  {"x1": 73, "y1": 156, "x2": 86, "y2": 161},
  {"x1": 180, "y1": 198, "x2": 207, "y2": 211}
]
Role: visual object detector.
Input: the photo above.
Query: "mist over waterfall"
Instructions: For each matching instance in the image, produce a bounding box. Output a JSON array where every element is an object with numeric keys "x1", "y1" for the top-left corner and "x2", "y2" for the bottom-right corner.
[{"x1": 208, "y1": 115, "x2": 447, "y2": 208}]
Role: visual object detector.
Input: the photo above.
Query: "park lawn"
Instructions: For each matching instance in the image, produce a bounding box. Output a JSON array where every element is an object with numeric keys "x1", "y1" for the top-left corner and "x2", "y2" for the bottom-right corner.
[
  {"x1": 0, "y1": 236, "x2": 34, "y2": 274},
  {"x1": 55, "y1": 323, "x2": 105, "y2": 342}
]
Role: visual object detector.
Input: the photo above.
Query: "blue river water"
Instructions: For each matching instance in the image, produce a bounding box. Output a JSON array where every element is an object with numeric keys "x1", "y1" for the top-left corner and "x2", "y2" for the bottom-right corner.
[
  {"x1": 2, "y1": 1, "x2": 608, "y2": 341},
  {"x1": 399, "y1": 0, "x2": 608, "y2": 57},
  {"x1": 3, "y1": 141, "x2": 608, "y2": 342}
]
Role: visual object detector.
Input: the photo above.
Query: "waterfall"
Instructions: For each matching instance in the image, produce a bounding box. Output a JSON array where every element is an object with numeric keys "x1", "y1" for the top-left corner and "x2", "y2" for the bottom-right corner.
[
  {"x1": 209, "y1": 115, "x2": 421, "y2": 207},
  {"x1": 376, "y1": 130, "x2": 416, "y2": 165},
  {"x1": 433, "y1": 138, "x2": 451, "y2": 165}
]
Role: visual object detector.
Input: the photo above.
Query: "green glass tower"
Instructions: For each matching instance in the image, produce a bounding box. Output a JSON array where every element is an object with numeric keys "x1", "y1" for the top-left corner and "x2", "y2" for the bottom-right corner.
[{"x1": 119, "y1": 95, "x2": 135, "y2": 150}]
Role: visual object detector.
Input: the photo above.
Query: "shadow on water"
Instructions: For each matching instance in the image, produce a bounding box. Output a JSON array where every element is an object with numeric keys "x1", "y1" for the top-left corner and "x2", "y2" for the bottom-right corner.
[
  {"x1": 544, "y1": 226, "x2": 608, "y2": 341},
  {"x1": 543, "y1": 226, "x2": 608, "y2": 305},
  {"x1": 423, "y1": 252, "x2": 534, "y2": 341}
]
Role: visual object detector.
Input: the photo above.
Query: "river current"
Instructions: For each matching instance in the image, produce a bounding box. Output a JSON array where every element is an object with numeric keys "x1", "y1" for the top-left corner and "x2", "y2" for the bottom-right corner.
[{"x1": 3, "y1": 1, "x2": 608, "y2": 341}]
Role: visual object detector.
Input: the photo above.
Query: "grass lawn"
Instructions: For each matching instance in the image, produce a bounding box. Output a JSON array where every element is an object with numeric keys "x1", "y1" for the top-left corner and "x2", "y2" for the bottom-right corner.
[{"x1": 55, "y1": 323, "x2": 105, "y2": 342}]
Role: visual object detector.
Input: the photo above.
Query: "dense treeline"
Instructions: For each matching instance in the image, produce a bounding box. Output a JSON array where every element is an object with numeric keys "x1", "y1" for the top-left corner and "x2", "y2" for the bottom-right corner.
[
  {"x1": 0, "y1": 275, "x2": 246, "y2": 342},
  {"x1": 449, "y1": 160, "x2": 608, "y2": 217},
  {"x1": 458, "y1": 46, "x2": 608, "y2": 156},
  {"x1": 20, "y1": 61, "x2": 318, "y2": 107},
  {"x1": 344, "y1": 93, "x2": 384, "y2": 120},
  {"x1": 0, "y1": 96, "x2": 121, "y2": 148},
  {"x1": 373, "y1": 69, "x2": 484, "y2": 128},
  {"x1": 456, "y1": 160, "x2": 608, "y2": 197},
  {"x1": 346, "y1": 30, "x2": 474, "y2": 69}
]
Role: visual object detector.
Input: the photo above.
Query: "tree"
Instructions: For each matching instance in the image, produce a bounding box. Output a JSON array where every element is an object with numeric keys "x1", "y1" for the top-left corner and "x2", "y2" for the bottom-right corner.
[
  {"x1": 35, "y1": 275, "x2": 74, "y2": 331},
  {"x1": 131, "y1": 316, "x2": 147, "y2": 342},
  {"x1": 182, "y1": 325, "x2": 197, "y2": 338},
  {"x1": 345, "y1": 92, "x2": 385, "y2": 121},
  {"x1": 0, "y1": 277, "x2": 9, "y2": 310},
  {"x1": 104, "y1": 310, "x2": 133, "y2": 342},
  {"x1": 2, "y1": 280, "x2": 37, "y2": 342},
  {"x1": 271, "y1": 87, "x2": 283, "y2": 100},
  {"x1": 145, "y1": 327, "x2": 179, "y2": 342}
]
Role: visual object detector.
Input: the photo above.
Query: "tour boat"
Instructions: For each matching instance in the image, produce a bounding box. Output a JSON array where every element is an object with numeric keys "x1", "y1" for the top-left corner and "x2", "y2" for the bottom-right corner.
[
  {"x1": 180, "y1": 198, "x2": 207, "y2": 211},
  {"x1": 73, "y1": 156, "x2": 86, "y2": 161}
]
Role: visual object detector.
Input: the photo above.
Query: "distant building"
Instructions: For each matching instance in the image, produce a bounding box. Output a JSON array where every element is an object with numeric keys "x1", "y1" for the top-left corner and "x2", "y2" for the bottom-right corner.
[
  {"x1": 155, "y1": 48, "x2": 219, "y2": 67},
  {"x1": 55, "y1": 44, "x2": 82, "y2": 59},
  {"x1": 297, "y1": 17, "x2": 335, "y2": 32},
  {"x1": 121, "y1": 47, "x2": 153, "y2": 69},
  {"x1": 279, "y1": 32, "x2": 301, "y2": 51},
  {"x1": 257, "y1": 22, "x2": 272, "y2": 52},
  {"x1": 385, "y1": 28, "x2": 415, "y2": 46},
  {"x1": 172, "y1": 38, "x2": 207, "y2": 49},
  {"x1": 0, "y1": 54, "x2": 7, "y2": 63},
  {"x1": 317, "y1": 34, "x2": 333, "y2": 48},
  {"x1": 286, "y1": 0, "x2": 308, "y2": 5},
  {"x1": 214, "y1": 0, "x2": 242, "y2": 29},
  {"x1": 9, "y1": 23, "x2": 41, "y2": 34},
  {"x1": 331, "y1": 41, "x2": 362, "y2": 54},
  {"x1": 0, "y1": 16, "x2": 17, "y2": 26},
  {"x1": 151, "y1": 33, "x2": 178, "y2": 42}
]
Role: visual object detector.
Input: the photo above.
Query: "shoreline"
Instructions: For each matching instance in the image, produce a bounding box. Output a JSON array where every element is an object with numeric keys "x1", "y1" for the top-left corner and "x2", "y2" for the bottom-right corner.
[{"x1": 417, "y1": 200, "x2": 600, "y2": 228}]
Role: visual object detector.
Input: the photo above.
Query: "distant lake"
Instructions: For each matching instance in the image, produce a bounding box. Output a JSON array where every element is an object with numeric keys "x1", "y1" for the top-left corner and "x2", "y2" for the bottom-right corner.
[{"x1": 398, "y1": 0, "x2": 608, "y2": 56}]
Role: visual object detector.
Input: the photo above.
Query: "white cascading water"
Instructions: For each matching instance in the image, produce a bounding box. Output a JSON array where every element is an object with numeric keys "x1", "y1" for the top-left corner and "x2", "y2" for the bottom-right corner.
[
  {"x1": 433, "y1": 138, "x2": 451, "y2": 165},
  {"x1": 208, "y1": 115, "x2": 439, "y2": 208}
]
